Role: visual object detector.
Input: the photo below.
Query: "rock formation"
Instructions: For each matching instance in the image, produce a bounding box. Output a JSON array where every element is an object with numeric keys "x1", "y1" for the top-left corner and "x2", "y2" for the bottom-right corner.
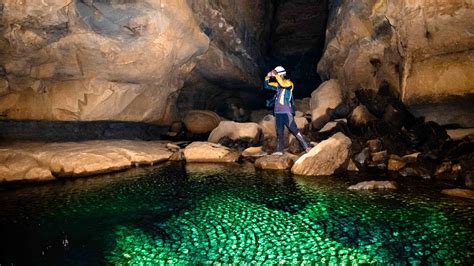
[
  {"x1": 318, "y1": 0, "x2": 474, "y2": 127},
  {"x1": 0, "y1": 0, "x2": 271, "y2": 124}
]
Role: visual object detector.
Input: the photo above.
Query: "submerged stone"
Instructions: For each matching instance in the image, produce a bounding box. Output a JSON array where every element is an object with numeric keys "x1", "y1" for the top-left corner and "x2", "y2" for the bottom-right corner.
[{"x1": 348, "y1": 181, "x2": 397, "y2": 190}]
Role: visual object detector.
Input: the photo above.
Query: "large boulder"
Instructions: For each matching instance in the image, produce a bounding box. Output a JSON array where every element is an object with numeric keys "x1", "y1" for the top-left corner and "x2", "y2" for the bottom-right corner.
[
  {"x1": 291, "y1": 132, "x2": 352, "y2": 176},
  {"x1": 208, "y1": 121, "x2": 261, "y2": 143},
  {"x1": 183, "y1": 110, "x2": 221, "y2": 134},
  {"x1": 318, "y1": 1, "x2": 474, "y2": 127},
  {"x1": 183, "y1": 142, "x2": 239, "y2": 163},
  {"x1": 309, "y1": 79, "x2": 343, "y2": 130}
]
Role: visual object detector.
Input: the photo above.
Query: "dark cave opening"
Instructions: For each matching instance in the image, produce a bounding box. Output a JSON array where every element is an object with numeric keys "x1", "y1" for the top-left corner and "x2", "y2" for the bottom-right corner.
[{"x1": 177, "y1": 0, "x2": 329, "y2": 120}]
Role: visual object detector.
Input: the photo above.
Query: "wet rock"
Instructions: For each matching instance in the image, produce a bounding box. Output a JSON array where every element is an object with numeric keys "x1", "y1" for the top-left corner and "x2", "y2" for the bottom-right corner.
[
  {"x1": 348, "y1": 181, "x2": 397, "y2": 190},
  {"x1": 309, "y1": 79, "x2": 343, "y2": 130},
  {"x1": 291, "y1": 132, "x2": 352, "y2": 176},
  {"x1": 367, "y1": 139, "x2": 383, "y2": 153},
  {"x1": 242, "y1": 146, "x2": 267, "y2": 158},
  {"x1": 355, "y1": 147, "x2": 370, "y2": 165},
  {"x1": 441, "y1": 189, "x2": 474, "y2": 200},
  {"x1": 371, "y1": 150, "x2": 388, "y2": 163},
  {"x1": 295, "y1": 111, "x2": 304, "y2": 118},
  {"x1": 183, "y1": 110, "x2": 221, "y2": 134},
  {"x1": 183, "y1": 142, "x2": 239, "y2": 163},
  {"x1": 255, "y1": 153, "x2": 298, "y2": 170}
]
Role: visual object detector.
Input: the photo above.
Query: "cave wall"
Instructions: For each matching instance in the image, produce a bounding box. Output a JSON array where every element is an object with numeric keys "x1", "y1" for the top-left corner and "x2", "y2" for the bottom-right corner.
[
  {"x1": 0, "y1": 0, "x2": 269, "y2": 124},
  {"x1": 318, "y1": 0, "x2": 474, "y2": 126}
]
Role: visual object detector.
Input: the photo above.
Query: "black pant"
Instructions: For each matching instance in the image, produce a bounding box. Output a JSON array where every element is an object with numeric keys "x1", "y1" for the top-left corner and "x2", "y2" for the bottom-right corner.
[{"x1": 275, "y1": 113, "x2": 309, "y2": 152}]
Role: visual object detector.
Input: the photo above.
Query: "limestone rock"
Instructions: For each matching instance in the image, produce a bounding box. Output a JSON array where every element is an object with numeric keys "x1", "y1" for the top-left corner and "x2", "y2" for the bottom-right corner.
[
  {"x1": 348, "y1": 181, "x2": 397, "y2": 190},
  {"x1": 183, "y1": 142, "x2": 239, "y2": 163},
  {"x1": 183, "y1": 110, "x2": 221, "y2": 134},
  {"x1": 349, "y1": 104, "x2": 377, "y2": 127},
  {"x1": 441, "y1": 189, "x2": 474, "y2": 200},
  {"x1": 255, "y1": 154, "x2": 298, "y2": 170},
  {"x1": 291, "y1": 132, "x2": 352, "y2": 176},
  {"x1": 309, "y1": 79, "x2": 343, "y2": 130},
  {"x1": 208, "y1": 121, "x2": 261, "y2": 143}
]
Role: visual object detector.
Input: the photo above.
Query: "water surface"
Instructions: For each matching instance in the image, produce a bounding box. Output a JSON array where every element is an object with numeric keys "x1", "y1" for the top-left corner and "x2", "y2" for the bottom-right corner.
[{"x1": 0, "y1": 162, "x2": 473, "y2": 264}]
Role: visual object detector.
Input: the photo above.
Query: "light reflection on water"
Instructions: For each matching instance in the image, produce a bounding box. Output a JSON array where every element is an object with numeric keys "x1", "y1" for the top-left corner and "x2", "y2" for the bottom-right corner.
[{"x1": 0, "y1": 162, "x2": 472, "y2": 264}]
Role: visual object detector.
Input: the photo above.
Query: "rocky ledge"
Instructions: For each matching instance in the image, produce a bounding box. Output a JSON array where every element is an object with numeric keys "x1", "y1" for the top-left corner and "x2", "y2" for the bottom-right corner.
[{"x1": 0, "y1": 140, "x2": 173, "y2": 182}]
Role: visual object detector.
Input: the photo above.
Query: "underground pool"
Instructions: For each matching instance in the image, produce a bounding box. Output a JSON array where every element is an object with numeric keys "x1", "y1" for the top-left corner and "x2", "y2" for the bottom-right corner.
[{"x1": 0, "y1": 162, "x2": 473, "y2": 264}]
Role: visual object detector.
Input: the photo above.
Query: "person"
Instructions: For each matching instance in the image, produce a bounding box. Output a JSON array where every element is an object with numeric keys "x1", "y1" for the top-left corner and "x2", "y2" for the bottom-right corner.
[{"x1": 264, "y1": 66, "x2": 311, "y2": 155}]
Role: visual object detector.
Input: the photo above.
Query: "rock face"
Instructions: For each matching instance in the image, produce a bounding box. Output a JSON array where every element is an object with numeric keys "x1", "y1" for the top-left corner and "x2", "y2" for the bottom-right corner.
[
  {"x1": 348, "y1": 181, "x2": 397, "y2": 190},
  {"x1": 318, "y1": 1, "x2": 474, "y2": 127},
  {"x1": 183, "y1": 141, "x2": 239, "y2": 163},
  {"x1": 0, "y1": 0, "x2": 270, "y2": 124},
  {"x1": 291, "y1": 132, "x2": 351, "y2": 176},
  {"x1": 0, "y1": 140, "x2": 173, "y2": 182}
]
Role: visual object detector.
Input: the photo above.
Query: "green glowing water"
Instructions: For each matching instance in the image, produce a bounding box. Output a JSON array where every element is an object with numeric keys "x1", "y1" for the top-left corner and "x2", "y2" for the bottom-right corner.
[{"x1": 0, "y1": 162, "x2": 473, "y2": 264}]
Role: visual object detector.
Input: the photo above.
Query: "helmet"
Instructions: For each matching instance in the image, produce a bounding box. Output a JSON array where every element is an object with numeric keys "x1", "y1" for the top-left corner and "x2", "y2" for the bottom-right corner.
[{"x1": 274, "y1": 66, "x2": 286, "y2": 76}]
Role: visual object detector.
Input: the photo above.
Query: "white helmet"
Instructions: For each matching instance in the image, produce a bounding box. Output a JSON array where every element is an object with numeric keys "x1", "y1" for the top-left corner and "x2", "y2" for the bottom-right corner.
[{"x1": 274, "y1": 66, "x2": 286, "y2": 76}]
